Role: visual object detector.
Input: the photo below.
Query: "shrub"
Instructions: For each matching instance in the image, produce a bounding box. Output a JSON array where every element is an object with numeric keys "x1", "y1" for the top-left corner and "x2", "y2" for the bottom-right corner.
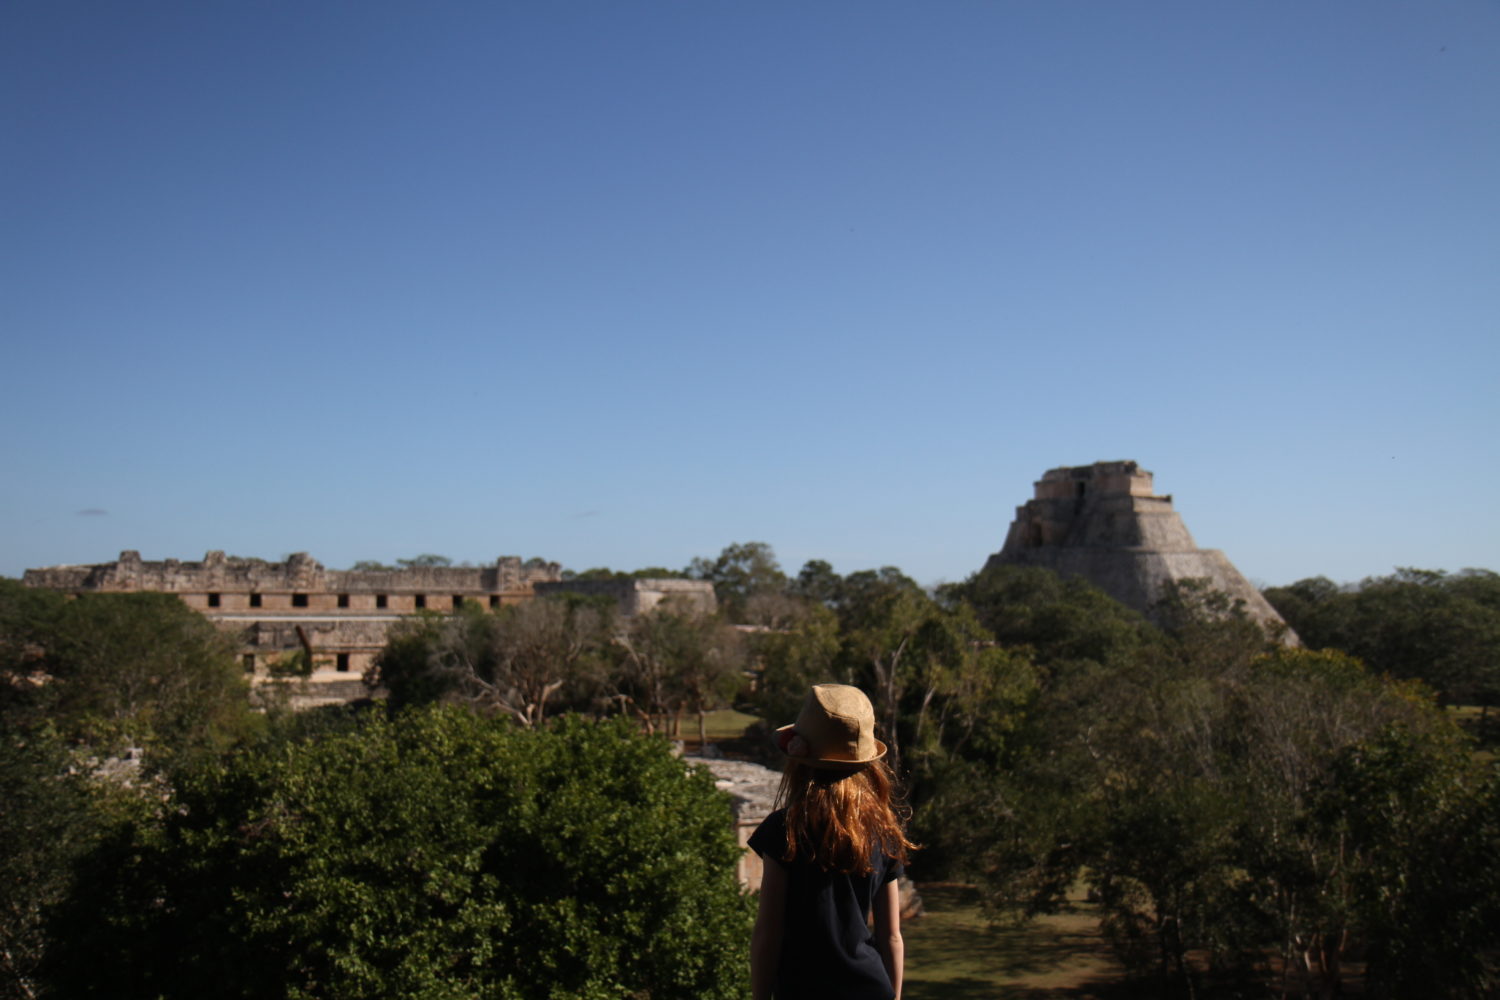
[{"x1": 46, "y1": 708, "x2": 752, "y2": 1000}]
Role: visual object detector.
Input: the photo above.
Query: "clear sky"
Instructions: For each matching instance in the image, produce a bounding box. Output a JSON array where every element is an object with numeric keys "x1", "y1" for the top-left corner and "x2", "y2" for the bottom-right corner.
[{"x1": 3, "y1": 1, "x2": 1497, "y2": 589}]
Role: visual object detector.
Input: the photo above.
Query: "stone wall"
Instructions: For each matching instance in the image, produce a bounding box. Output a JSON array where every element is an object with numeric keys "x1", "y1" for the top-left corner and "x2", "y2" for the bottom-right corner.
[
  {"x1": 534, "y1": 578, "x2": 717, "y2": 617},
  {"x1": 22, "y1": 551, "x2": 564, "y2": 695}
]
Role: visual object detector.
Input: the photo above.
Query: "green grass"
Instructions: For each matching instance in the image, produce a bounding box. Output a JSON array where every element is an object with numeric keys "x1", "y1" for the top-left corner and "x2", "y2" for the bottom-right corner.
[
  {"x1": 903, "y1": 885, "x2": 1139, "y2": 1000},
  {"x1": 697, "y1": 708, "x2": 762, "y2": 740}
]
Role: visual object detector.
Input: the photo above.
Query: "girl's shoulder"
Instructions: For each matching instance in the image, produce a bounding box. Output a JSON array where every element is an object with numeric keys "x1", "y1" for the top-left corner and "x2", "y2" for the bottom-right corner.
[{"x1": 748, "y1": 808, "x2": 788, "y2": 862}]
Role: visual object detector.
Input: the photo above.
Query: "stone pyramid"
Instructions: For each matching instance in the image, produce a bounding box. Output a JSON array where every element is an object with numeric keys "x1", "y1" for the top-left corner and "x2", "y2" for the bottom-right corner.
[{"x1": 985, "y1": 461, "x2": 1294, "y2": 637}]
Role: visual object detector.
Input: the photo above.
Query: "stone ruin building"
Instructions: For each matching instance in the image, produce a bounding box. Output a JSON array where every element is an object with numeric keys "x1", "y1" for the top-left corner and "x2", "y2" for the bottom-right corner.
[
  {"x1": 534, "y1": 577, "x2": 718, "y2": 618},
  {"x1": 22, "y1": 551, "x2": 716, "y2": 706},
  {"x1": 986, "y1": 461, "x2": 1295, "y2": 638}
]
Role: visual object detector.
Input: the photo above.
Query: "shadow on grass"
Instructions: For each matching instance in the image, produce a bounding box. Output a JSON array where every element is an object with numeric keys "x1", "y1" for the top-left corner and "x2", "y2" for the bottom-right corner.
[
  {"x1": 903, "y1": 885, "x2": 1147, "y2": 1000},
  {"x1": 907, "y1": 972, "x2": 1163, "y2": 1000},
  {"x1": 904, "y1": 885, "x2": 1287, "y2": 999}
]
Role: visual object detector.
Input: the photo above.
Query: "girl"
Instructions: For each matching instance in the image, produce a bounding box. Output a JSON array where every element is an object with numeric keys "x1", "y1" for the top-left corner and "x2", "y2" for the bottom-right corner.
[{"x1": 749, "y1": 684, "x2": 916, "y2": 1000}]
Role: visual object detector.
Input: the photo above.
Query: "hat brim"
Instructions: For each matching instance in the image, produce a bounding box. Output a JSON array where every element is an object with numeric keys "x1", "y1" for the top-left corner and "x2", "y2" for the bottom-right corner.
[{"x1": 775, "y1": 723, "x2": 887, "y2": 769}]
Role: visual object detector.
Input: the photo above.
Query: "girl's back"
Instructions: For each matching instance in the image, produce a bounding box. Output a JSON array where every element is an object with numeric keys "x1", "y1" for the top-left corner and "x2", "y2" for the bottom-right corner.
[
  {"x1": 749, "y1": 685, "x2": 915, "y2": 1000},
  {"x1": 750, "y1": 806, "x2": 902, "y2": 1000}
]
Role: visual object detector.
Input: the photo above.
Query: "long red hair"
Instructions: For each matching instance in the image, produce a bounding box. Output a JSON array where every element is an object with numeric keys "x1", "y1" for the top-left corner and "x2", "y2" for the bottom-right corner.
[{"x1": 776, "y1": 758, "x2": 915, "y2": 875}]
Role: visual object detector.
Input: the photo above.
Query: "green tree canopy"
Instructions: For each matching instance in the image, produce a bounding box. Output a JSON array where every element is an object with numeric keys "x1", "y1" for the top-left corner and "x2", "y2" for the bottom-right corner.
[
  {"x1": 942, "y1": 564, "x2": 1159, "y2": 670},
  {"x1": 45, "y1": 708, "x2": 753, "y2": 1000},
  {"x1": 959, "y1": 627, "x2": 1492, "y2": 997},
  {"x1": 1265, "y1": 567, "x2": 1500, "y2": 709},
  {"x1": 614, "y1": 608, "x2": 746, "y2": 738},
  {"x1": 397, "y1": 553, "x2": 453, "y2": 569},
  {"x1": 686, "y1": 542, "x2": 788, "y2": 622},
  {"x1": 0, "y1": 580, "x2": 254, "y2": 768},
  {"x1": 790, "y1": 558, "x2": 843, "y2": 607},
  {"x1": 373, "y1": 599, "x2": 612, "y2": 724},
  {"x1": 1, "y1": 722, "x2": 141, "y2": 1000},
  {"x1": 0, "y1": 580, "x2": 257, "y2": 998}
]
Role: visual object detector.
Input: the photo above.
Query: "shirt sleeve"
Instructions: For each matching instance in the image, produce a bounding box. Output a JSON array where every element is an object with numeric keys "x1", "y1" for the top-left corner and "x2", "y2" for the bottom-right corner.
[
  {"x1": 881, "y1": 835, "x2": 905, "y2": 883},
  {"x1": 748, "y1": 809, "x2": 789, "y2": 868}
]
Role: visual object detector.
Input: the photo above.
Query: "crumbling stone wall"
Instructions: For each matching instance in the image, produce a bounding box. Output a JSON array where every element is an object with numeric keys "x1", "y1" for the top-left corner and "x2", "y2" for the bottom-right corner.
[{"x1": 23, "y1": 551, "x2": 564, "y2": 694}]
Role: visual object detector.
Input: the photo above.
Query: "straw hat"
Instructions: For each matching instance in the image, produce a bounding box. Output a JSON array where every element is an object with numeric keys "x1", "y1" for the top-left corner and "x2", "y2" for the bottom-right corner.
[{"x1": 775, "y1": 684, "x2": 886, "y2": 769}]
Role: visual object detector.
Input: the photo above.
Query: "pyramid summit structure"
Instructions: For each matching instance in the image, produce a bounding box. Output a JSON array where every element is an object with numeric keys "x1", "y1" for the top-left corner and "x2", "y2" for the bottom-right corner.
[{"x1": 985, "y1": 461, "x2": 1294, "y2": 638}]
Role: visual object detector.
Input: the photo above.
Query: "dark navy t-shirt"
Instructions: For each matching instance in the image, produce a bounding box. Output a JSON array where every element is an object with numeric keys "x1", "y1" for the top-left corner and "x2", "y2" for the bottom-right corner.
[{"x1": 749, "y1": 808, "x2": 904, "y2": 1000}]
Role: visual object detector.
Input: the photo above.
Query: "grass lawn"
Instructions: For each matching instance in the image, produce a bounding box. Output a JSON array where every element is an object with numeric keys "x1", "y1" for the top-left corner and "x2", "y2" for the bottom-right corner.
[
  {"x1": 699, "y1": 707, "x2": 762, "y2": 740},
  {"x1": 903, "y1": 885, "x2": 1140, "y2": 1000}
]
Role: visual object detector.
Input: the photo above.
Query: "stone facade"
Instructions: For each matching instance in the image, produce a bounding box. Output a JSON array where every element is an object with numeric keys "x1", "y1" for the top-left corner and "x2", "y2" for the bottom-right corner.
[
  {"x1": 534, "y1": 577, "x2": 717, "y2": 617},
  {"x1": 22, "y1": 551, "x2": 564, "y2": 699},
  {"x1": 987, "y1": 461, "x2": 1296, "y2": 638},
  {"x1": 22, "y1": 552, "x2": 722, "y2": 705}
]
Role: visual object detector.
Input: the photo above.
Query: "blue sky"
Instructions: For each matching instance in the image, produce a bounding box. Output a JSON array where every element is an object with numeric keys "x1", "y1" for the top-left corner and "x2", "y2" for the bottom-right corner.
[{"x1": 3, "y1": 1, "x2": 1497, "y2": 589}]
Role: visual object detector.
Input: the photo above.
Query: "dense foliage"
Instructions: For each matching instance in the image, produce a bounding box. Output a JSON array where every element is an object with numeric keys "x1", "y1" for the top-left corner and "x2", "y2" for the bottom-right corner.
[
  {"x1": 374, "y1": 596, "x2": 746, "y2": 739},
  {"x1": 7, "y1": 545, "x2": 1500, "y2": 1000},
  {"x1": 0, "y1": 580, "x2": 255, "y2": 767},
  {"x1": 1, "y1": 582, "x2": 752, "y2": 1000},
  {"x1": 961, "y1": 572, "x2": 1499, "y2": 998},
  {"x1": 1264, "y1": 567, "x2": 1500, "y2": 709},
  {"x1": 44, "y1": 709, "x2": 751, "y2": 1000},
  {"x1": 730, "y1": 549, "x2": 1500, "y2": 998},
  {"x1": 376, "y1": 599, "x2": 614, "y2": 723},
  {"x1": 1, "y1": 581, "x2": 259, "y2": 998}
]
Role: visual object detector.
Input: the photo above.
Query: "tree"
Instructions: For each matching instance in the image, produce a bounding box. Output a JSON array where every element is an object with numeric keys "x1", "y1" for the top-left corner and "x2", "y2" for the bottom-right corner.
[
  {"x1": 628, "y1": 566, "x2": 687, "y2": 579},
  {"x1": 1153, "y1": 577, "x2": 1282, "y2": 677},
  {"x1": 1306, "y1": 724, "x2": 1500, "y2": 998},
  {"x1": 955, "y1": 620, "x2": 1483, "y2": 999},
  {"x1": 686, "y1": 542, "x2": 788, "y2": 622},
  {"x1": 44, "y1": 708, "x2": 753, "y2": 1000},
  {"x1": 560, "y1": 566, "x2": 688, "y2": 583},
  {"x1": 372, "y1": 599, "x2": 610, "y2": 726},
  {"x1": 675, "y1": 618, "x2": 748, "y2": 744},
  {"x1": 567, "y1": 566, "x2": 626, "y2": 581},
  {"x1": 0, "y1": 581, "x2": 253, "y2": 999},
  {"x1": 366, "y1": 609, "x2": 452, "y2": 709},
  {"x1": 790, "y1": 559, "x2": 844, "y2": 608},
  {"x1": 0, "y1": 725, "x2": 126, "y2": 1000},
  {"x1": 1224, "y1": 649, "x2": 1445, "y2": 998},
  {"x1": 397, "y1": 553, "x2": 452, "y2": 569},
  {"x1": 1264, "y1": 568, "x2": 1500, "y2": 711},
  {"x1": 899, "y1": 605, "x2": 1037, "y2": 773},
  {"x1": 0, "y1": 580, "x2": 255, "y2": 770},
  {"x1": 943, "y1": 564, "x2": 1158, "y2": 671},
  {"x1": 614, "y1": 608, "x2": 745, "y2": 739},
  {"x1": 746, "y1": 601, "x2": 843, "y2": 728},
  {"x1": 835, "y1": 568, "x2": 934, "y2": 775}
]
